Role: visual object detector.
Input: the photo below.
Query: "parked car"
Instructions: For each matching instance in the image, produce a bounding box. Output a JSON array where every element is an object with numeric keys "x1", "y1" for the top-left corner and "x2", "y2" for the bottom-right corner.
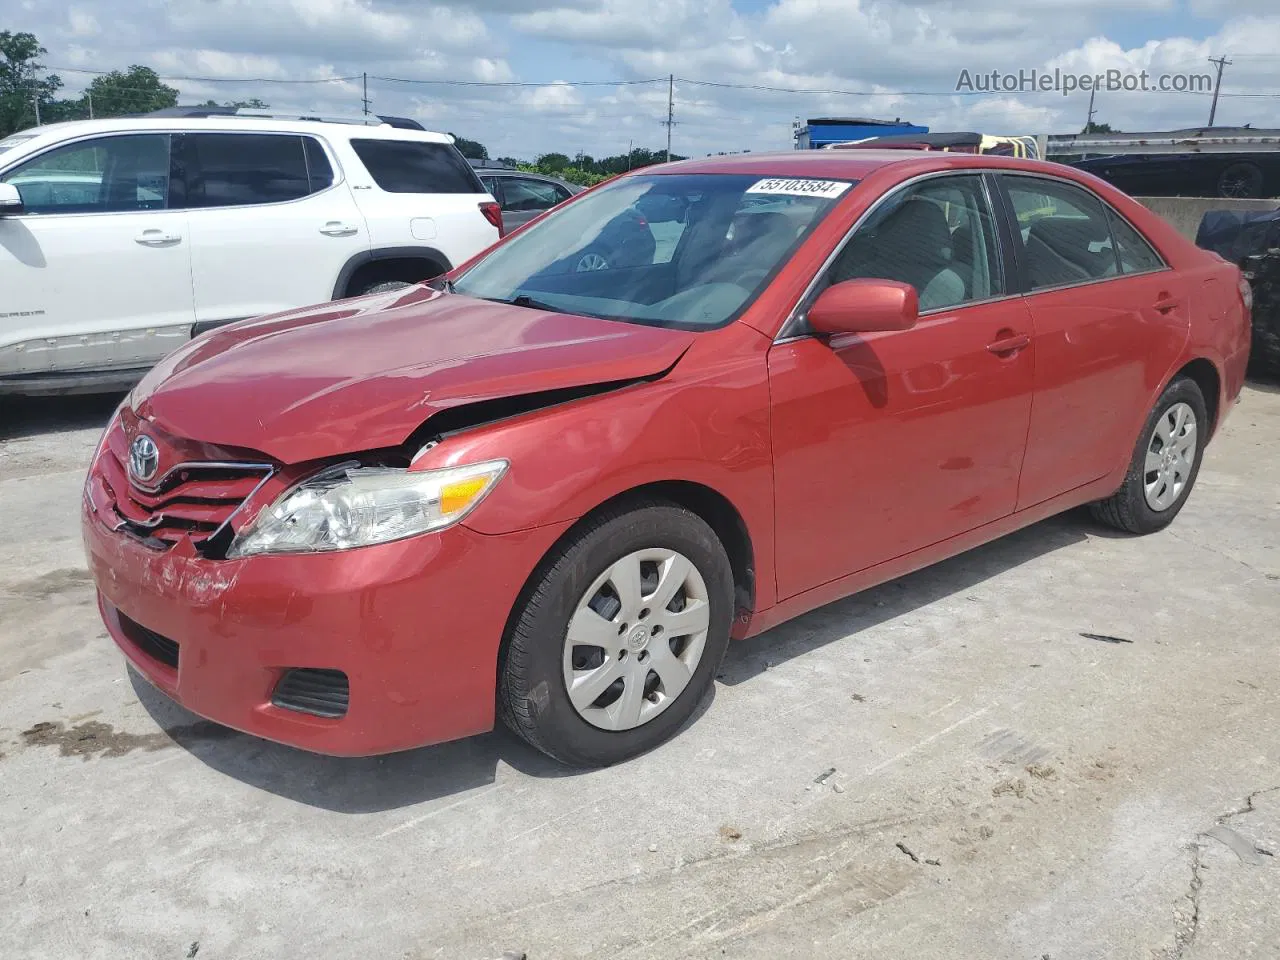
[
  {"x1": 0, "y1": 111, "x2": 501, "y2": 395},
  {"x1": 83, "y1": 151, "x2": 1250, "y2": 767},
  {"x1": 1069, "y1": 151, "x2": 1280, "y2": 199},
  {"x1": 473, "y1": 166, "x2": 583, "y2": 233}
]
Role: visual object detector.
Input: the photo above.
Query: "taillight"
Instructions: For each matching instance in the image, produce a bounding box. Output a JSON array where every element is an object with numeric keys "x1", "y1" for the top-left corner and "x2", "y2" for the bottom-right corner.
[{"x1": 479, "y1": 201, "x2": 504, "y2": 236}]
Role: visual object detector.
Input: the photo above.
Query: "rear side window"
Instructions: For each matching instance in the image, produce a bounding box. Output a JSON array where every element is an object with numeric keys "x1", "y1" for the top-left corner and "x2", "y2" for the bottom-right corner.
[
  {"x1": 186, "y1": 134, "x2": 332, "y2": 208},
  {"x1": 1002, "y1": 176, "x2": 1119, "y2": 290},
  {"x1": 1106, "y1": 209, "x2": 1164, "y2": 273},
  {"x1": 350, "y1": 139, "x2": 482, "y2": 194}
]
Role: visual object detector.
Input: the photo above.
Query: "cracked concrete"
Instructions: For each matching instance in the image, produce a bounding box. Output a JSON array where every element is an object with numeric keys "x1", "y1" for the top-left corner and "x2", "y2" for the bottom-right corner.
[{"x1": 1, "y1": 382, "x2": 1278, "y2": 960}]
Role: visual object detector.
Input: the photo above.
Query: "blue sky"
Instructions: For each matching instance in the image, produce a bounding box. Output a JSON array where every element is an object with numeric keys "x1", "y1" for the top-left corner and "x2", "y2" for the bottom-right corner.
[{"x1": 11, "y1": 1, "x2": 1280, "y2": 159}]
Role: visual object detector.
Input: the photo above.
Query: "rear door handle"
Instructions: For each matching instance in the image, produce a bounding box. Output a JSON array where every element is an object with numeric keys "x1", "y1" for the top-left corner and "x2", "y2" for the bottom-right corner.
[
  {"x1": 986, "y1": 332, "x2": 1031, "y2": 356},
  {"x1": 320, "y1": 221, "x2": 359, "y2": 237},
  {"x1": 1153, "y1": 293, "x2": 1181, "y2": 314},
  {"x1": 134, "y1": 229, "x2": 181, "y2": 246}
]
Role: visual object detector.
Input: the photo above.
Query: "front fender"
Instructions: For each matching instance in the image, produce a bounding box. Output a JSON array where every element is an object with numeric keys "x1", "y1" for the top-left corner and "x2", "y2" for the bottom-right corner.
[{"x1": 423, "y1": 330, "x2": 777, "y2": 609}]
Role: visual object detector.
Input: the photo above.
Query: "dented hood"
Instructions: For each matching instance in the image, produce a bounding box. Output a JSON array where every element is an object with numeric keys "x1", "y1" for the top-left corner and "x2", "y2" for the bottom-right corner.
[{"x1": 131, "y1": 287, "x2": 694, "y2": 464}]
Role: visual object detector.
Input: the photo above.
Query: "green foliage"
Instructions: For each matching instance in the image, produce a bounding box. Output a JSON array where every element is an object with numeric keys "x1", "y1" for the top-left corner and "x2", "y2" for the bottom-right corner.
[
  {"x1": 1082, "y1": 121, "x2": 1117, "y2": 134},
  {"x1": 449, "y1": 131, "x2": 488, "y2": 160},
  {"x1": 82, "y1": 66, "x2": 178, "y2": 118},
  {"x1": 518, "y1": 146, "x2": 682, "y2": 185},
  {"x1": 201, "y1": 98, "x2": 270, "y2": 110},
  {"x1": 0, "y1": 31, "x2": 63, "y2": 137}
]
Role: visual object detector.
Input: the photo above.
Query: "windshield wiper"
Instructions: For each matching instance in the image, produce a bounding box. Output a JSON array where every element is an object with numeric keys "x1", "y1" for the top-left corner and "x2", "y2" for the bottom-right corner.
[{"x1": 493, "y1": 294, "x2": 561, "y2": 313}]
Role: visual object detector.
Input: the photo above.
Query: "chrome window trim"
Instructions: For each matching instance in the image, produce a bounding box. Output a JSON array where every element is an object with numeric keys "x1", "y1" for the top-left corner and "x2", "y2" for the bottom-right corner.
[
  {"x1": 775, "y1": 168, "x2": 1016, "y2": 341},
  {"x1": 0, "y1": 129, "x2": 347, "y2": 218}
]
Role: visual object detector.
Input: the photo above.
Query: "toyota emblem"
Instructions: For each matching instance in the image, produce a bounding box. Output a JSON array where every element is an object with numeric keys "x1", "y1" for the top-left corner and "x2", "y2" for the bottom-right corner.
[{"x1": 129, "y1": 434, "x2": 161, "y2": 483}]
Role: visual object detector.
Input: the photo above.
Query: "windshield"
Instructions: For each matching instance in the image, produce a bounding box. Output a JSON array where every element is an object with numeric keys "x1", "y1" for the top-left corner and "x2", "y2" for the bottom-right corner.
[{"x1": 452, "y1": 173, "x2": 855, "y2": 330}]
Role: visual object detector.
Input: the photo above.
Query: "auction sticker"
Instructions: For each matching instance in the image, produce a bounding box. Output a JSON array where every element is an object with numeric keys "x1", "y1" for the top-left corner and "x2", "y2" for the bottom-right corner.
[{"x1": 745, "y1": 178, "x2": 851, "y2": 199}]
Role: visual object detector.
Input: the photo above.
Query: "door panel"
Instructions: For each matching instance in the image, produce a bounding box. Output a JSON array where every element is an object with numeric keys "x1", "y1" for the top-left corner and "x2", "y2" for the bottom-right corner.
[
  {"x1": 1015, "y1": 273, "x2": 1190, "y2": 507},
  {"x1": 769, "y1": 297, "x2": 1036, "y2": 599},
  {"x1": 183, "y1": 133, "x2": 368, "y2": 325},
  {"x1": 997, "y1": 172, "x2": 1191, "y2": 508},
  {"x1": 0, "y1": 133, "x2": 194, "y2": 377}
]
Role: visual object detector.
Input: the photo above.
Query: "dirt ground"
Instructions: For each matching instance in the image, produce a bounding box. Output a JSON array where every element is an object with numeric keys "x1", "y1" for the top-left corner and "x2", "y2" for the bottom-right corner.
[{"x1": 1, "y1": 382, "x2": 1277, "y2": 960}]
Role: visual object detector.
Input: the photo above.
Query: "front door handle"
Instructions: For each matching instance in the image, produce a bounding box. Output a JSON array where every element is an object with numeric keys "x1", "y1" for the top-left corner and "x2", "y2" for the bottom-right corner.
[
  {"x1": 135, "y1": 229, "x2": 181, "y2": 246},
  {"x1": 320, "y1": 221, "x2": 359, "y2": 237},
  {"x1": 986, "y1": 332, "x2": 1031, "y2": 356}
]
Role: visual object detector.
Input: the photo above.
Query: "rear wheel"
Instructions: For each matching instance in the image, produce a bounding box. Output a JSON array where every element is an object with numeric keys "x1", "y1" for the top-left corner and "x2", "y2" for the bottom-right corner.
[
  {"x1": 574, "y1": 248, "x2": 611, "y2": 272},
  {"x1": 1217, "y1": 161, "x2": 1264, "y2": 199},
  {"x1": 1089, "y1": 377, "x2": 1208, "y2": 534},
  {"x1": 498, "y1": 501, "x2": 734, "y2": 767}
]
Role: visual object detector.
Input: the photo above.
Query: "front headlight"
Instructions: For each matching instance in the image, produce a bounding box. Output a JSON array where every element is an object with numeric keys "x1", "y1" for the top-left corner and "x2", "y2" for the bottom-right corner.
[{"x1": 228, "y1": 459, "x2": 508, "y2": 557}]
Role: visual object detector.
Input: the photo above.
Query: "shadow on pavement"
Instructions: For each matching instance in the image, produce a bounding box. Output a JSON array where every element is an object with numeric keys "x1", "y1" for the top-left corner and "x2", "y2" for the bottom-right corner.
[
  {"x1": 0, "y1": 392, "x2": 124, "y2": 442},
  {"x1": 718, "y1": 512, "x2": 1092, "y2": 685},
  {"x1": 130, "y1": 667, "x2": 585, "y2": 814}
]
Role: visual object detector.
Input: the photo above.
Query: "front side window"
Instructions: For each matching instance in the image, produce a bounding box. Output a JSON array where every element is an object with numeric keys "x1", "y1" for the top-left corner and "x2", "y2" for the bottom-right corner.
[
  {"x1": 186, "y1": 133, "x2": 330, "y2": 208},
  {"x1": 1003, "y1": 176, "x2": 1120, "y2": 290},
  {"x1": 1, "y1": 134, "x2": 170, "y2": 214},
  {"x1": 824, "y1": 174, "x2": 1002, "y2": 312},
  {"x1": 453, "y1": 173, "x2": 854, "y2": 330},
  {"x1": 349, "y1": 139, "x2": 482, "y2": 194}
]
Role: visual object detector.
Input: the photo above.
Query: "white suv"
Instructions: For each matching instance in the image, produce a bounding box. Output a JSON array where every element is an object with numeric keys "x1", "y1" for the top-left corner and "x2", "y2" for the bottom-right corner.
[{"x1": 0, "y1": 112, "x2": 502, "y2": 395}]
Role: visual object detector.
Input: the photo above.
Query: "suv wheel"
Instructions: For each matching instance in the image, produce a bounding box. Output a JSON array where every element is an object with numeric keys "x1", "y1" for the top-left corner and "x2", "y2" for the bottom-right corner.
[{"x1": 354, "y1": 279, "x2": 413, "y2": 296}]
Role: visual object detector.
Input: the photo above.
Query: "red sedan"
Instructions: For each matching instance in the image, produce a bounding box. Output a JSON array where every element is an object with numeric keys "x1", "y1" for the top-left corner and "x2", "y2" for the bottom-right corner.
[{"x1": 83, "y1": 151, "x2": 1251, "y2": 766}]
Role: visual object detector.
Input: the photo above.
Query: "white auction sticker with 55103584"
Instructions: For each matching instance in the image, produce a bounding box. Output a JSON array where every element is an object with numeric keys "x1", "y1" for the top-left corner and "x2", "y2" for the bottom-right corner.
[{"x1": 745, "y1": 178, "x2": 852, "y2": 199}]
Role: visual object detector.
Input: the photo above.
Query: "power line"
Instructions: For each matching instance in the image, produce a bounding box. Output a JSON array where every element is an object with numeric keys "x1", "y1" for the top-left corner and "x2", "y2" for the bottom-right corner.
[
  {"x1": 368, "y1": 75, "x2": 664, "y2": 88},
  {"x1": 50, "y1": 66, "x2": 359, "y2": 84}
]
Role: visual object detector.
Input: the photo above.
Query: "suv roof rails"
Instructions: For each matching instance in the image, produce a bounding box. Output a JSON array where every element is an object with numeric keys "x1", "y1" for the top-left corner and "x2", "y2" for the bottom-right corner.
[
  {"x1": 468, "y1": 158, "x2": 516, "y2": 170},
  {"x1": 142, "y1": 106, "x2": 389, "y2": 126}
]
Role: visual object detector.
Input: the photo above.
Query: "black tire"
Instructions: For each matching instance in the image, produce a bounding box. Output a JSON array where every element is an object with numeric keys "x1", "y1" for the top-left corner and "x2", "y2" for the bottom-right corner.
[
  {"x1": 1217, "y1": 161, "x2": 1264, "y2": 199},
  {"x1": 498, "y1": 500, "x2": 734, "y2": 767},
  {"x1": 354, "y1": 279, "x2": 414, "y2": 296},
  {"x1": 1089, "y1": 377, "x2": 1208, "y2": 534}
]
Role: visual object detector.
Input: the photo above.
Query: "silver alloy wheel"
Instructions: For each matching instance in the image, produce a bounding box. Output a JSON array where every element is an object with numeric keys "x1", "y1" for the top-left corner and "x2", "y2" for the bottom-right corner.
[
  {"x1": 575, "y1": 252, "x2": 609, "y2": 272},
  {"x1": 1144, "y1": 401, "x2": 1197, "y2": 511},
  {"x1": 562, "y1": 548, "x2": 711, "y2": 731}
]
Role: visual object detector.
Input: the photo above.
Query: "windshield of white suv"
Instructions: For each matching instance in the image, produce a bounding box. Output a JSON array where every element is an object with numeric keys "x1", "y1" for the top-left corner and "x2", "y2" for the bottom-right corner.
[{"x1": 451, "y1": 173, "x2": 856, "y2": 330}]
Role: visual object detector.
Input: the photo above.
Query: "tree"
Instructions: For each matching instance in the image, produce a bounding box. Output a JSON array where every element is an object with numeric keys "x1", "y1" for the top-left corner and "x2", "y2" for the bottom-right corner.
[
  {"x1": 0, "y1": 31, "x2": 63, "y2": 137},
  {"x1": 536, "y1": 152, "x2": 571, "y2": 173},
  {"x1": 82, "y1": 66, "x2": 178, "y2": 118},
  {"x1": 448, "y1": 132, "x2": 488, "y2": 160},
  {"x1": 1082, "y1": 121, "x2": 1117, "y2": 134},
  {"x1": 200, "y1": 98, "x2": 270, "y2": 110}
]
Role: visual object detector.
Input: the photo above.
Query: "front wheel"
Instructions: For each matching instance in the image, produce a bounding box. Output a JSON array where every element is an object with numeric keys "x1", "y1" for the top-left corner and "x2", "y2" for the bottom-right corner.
[
  {"x1": 1089, "y1": 377, "x2": 1208, "y2": 534},
  {"x1": 498, "y1": 501, "x2": 734, "y2": 767}
]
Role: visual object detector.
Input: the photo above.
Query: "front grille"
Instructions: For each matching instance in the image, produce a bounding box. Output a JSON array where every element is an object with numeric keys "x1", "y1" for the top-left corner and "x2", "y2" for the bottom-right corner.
[
  {"x1": 273, "y1": 669, "x2": 350, "y2": 719},
  {"x1": 96, "y1": 421, "x2": 272, "y2": 551},
  {"x1": 117, "y1": 612, "x2": 180, "y2": 669}
]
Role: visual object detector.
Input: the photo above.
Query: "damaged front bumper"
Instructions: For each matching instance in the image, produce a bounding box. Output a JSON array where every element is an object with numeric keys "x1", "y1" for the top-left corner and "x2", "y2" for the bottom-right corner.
[{"x1": 82, "y1": 497, "x2": 569, "y2": 757}]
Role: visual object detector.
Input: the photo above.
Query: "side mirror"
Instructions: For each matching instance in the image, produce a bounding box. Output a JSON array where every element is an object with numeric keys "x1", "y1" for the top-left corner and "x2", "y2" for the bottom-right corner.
[
  {"x1": 808, "y1": 278, "x2": 918, "y2": 335},
  {"x1": 0, "y1": 182, "x2": 24, "y2": 217}
]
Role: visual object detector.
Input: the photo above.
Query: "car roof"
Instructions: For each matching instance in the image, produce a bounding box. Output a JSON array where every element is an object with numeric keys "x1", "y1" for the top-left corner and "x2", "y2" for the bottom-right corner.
[
  {"x1": 1, "y1": 116, "x2": 453, "y2": 148},
  {"x1": 650, "y1": 149, "x2": 1054, "y2": 179}
]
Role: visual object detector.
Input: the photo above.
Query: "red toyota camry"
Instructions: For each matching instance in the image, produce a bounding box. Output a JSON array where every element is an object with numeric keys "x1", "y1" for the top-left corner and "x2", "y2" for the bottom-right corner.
[{"x1": 83, "y1": 151, "x2": 1251, "y2": 767}]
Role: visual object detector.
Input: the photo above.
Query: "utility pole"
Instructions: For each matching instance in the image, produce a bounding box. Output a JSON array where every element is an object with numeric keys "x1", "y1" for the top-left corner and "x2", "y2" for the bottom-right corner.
[
  {"x1": 1084, "y1": 87, "x2": 1096, "y2": 133},
  {"x1": 87, "y1": 91, "x2": 94, "y2": 120},
  {"x1": 362, "y1": 72, "x2": 372, "y2": 117},
  {"x1": 1207, "y1": 55, "x2": 1231, "y2": 127},
  {"x1": 627, "y1": 138, "x2": 634, "y2": 171},
  {"x1": 33, "y1": 89, "x2": 41, "y2": 126},
  {"x1": 664, "y1": 74, "x2": 674, "y2": 163}
]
